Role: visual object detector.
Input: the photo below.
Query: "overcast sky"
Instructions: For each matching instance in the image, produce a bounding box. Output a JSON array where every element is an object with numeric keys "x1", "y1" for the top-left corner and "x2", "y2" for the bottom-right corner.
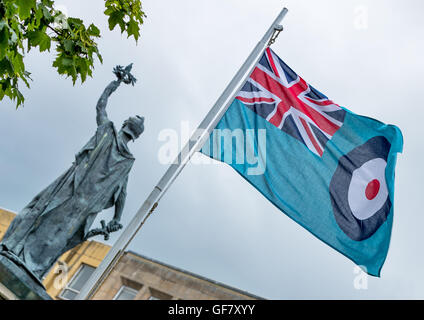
[{"x1": 1, "y1": 0, "x2": 423, "y2": 299}]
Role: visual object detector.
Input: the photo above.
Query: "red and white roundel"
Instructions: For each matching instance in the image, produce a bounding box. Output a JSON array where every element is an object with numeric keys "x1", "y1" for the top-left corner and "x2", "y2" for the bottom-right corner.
[
  {"x1": 330, "y1": 136, "x2": 392, "y2": 241},
  {"x1": 348, "y1": 158, "x2": 389, "y2": 221}
]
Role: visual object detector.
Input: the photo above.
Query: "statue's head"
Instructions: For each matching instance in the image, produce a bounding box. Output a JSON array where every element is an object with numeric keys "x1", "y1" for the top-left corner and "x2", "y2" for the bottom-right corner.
[{"x1": 122, "y1": 115, "x2": 144, "y2": 141}]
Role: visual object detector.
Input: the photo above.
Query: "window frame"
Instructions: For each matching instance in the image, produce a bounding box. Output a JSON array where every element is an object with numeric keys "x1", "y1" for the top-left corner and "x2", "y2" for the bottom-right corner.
[
  {"x1": 112, "y1": 285, "x2": 139, "y2": 300},
  {"x1": 147, "y1": 287, "x2": 172, "y2": 300},
  {"x1": 58, "y1": 263, "x2": 95, "y2": 300}
]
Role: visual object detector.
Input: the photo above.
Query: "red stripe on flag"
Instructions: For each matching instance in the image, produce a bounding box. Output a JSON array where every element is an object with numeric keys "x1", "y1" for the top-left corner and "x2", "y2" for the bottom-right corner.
[
  {"x1": 236, "y1": 96, "x2": 275, "y2": 104},
  {"x1": 304, "y1": 96, "x2": 337, "y2": 107},
  {"x1": 266, "y1": 48, "x2": 280, "y2": 78}
]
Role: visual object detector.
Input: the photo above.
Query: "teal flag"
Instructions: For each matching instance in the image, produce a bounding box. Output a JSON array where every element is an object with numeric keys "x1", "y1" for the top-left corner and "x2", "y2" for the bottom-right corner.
[{"x1": 201, "y1": 48, "x2": 403, "y2": 276}]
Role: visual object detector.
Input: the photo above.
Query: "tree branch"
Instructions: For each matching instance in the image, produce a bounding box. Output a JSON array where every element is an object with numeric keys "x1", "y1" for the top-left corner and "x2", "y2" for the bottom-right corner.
[{"x1": 47, "y1": 24, "x2": 62, "y2": 36}]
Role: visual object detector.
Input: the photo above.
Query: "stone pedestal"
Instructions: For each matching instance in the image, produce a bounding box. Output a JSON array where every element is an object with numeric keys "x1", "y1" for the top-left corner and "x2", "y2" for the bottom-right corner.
[{"x1": 0, "y1": 255, "x2": 52, "y2": 300}]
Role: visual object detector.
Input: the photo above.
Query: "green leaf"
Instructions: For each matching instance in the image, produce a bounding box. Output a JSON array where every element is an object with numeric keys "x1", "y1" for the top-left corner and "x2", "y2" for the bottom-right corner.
[
  {"x1": 11, "y1": 52, "x2": 25, "y2": 74},
  {"x1": 104, "y1": 0, "x2": 145, "y2": 41},
  {"x1": 127, "y1": 19, "x2": 140, "y2": 41},
  {"x1": 0, "y1": 58, "x2": 14, "y2": 76},
  {"x1": 76, "y1": 58, "x2": 88, "y2": 82},
  {"x1": 41, "y1": 0, "x2": 54, "y2": 7},
  {"x1": 108, "y1": 10, "x2": 125, "y2": 32},
  {"x1": 103, "y1": 7, "x2": 114, "y2": 16},
  {"x1": 96, "y1": 51, "x2": 103, "y2": 64},
  {"x1": 63, "y1": 39, "x2": 74, "y2": 53},
  {"x1": 41, "y1": 5, "x2": 53, "y2": 21},
  {"x1": 53, "y1": 54, "x2": 78, "y2": 84},
  {"x1": 34, "y1": 4, "x2": 44, "y2": 27},
  {"x1": 0, "y1": 20, "x2": 7, "y2": 31},
  {"x1": 68, "y1": 17, "x2": 83, "y2": 29},
  {"x1": 9, "y1": 29, "x2": 18, "y2": 44},
  {"x1": 16, "y1": 0, "x2": 37, "y2": 20},
  {"x1": 87, "y1": 24, "x2": 100, "y2": 37},
  {"x1": 27, "y1": 30, "x2": 51, "y2": 52},
  {"x1": 14, "y1": 87, "x2": 25, "y2": 108},
  {"x1": 0, "y1": 27, "x2": 9, "y2": 59}
]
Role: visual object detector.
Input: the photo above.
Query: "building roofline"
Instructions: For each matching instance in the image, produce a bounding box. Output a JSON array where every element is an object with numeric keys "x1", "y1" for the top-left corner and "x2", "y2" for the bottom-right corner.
[
  {"x1": 126, "y1": 250, "x2": 264, "y2": 300},
  {"x1": 0, "y1": 207, "x2": 17, "y2": 214}
]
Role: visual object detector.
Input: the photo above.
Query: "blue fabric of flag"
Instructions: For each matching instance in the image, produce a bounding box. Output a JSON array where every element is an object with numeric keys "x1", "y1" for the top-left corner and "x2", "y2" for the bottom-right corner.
[{"x1": 201, "y1": 49, "x2": 403, "y2": 276}]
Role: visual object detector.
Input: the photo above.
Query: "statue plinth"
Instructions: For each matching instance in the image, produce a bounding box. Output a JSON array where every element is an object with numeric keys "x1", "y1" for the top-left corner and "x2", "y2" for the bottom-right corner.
[{"x1": 0, "y1": 254, "x2": 52, "y2": 300}]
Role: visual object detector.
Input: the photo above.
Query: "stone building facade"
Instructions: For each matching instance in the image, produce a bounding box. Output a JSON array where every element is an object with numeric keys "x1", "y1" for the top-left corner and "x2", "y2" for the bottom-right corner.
[
  {"x1": 0, "y1": 208, "x2": 260, "y2": 300},
  {"x1": 93, "y1": 251, "x2": 259, "y2": 300}
]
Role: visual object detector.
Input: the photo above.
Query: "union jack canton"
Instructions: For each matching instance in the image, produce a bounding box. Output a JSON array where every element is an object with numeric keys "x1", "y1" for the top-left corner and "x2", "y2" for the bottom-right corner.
[{"x1": 236, "y1": 47, "x2": 346, "y2": 157}]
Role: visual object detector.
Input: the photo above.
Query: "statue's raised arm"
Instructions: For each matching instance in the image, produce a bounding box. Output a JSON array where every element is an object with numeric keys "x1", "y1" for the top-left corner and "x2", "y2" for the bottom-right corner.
[{"x1": 96, "y1": 64, "x2": 137, "y2": 126}]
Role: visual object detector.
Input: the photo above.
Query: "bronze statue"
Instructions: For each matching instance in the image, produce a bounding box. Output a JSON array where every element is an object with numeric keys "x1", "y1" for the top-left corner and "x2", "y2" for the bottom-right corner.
[{"x1": 0, "y1": 64, "x2": 143, "y2": 284}]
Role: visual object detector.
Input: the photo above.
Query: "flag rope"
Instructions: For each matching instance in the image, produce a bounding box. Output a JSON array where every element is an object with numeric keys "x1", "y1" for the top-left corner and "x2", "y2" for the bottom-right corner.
[{"x1": 268, "y1": 25, "x2": 284, "y2": 46}]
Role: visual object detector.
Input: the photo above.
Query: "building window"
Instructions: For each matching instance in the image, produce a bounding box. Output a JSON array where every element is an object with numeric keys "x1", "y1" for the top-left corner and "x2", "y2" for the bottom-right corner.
[
  {"x1": 147, "y1": 288, "x2": 172, "y2": 300},
  {"x1": 113, "y1": 286, "x2": 139, "y2": 300},
  {"x1": 59, "y1": 264, "x2": 95, "y2": 300}
]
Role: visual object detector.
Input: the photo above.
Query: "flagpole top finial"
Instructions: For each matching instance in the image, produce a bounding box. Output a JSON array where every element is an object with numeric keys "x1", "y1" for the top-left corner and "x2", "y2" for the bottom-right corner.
[
  {"x1": 268, "y1": 25, "x2": 284, "y2": 46},
  {"x1": 275, "y1": 24, "x2": 284, "y2": 31}
]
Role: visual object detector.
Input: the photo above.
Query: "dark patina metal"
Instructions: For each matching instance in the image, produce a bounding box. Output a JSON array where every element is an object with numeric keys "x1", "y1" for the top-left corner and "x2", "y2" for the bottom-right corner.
[{"x1": 0, "y1": 64, "x2": 143, "y2": 285}]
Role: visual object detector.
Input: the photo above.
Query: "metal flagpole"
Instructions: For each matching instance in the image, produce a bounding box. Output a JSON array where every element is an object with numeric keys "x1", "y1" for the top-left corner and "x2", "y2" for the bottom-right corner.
[{"x1": 75, "y1": 7, "x2": 289, "y2": 300}]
